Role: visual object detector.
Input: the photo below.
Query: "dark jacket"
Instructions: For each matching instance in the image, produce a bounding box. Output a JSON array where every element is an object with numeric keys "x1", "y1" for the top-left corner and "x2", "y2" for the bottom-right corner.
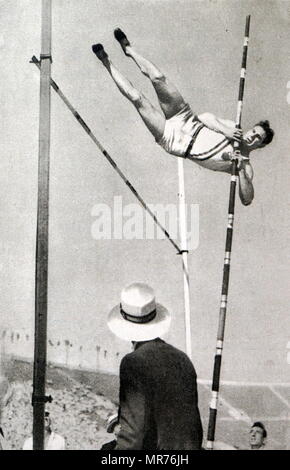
[
  {"x1": 100, "y1": 439, "x2": 117, "y2": 450},
  {"x1": 115, "y1": 338, "x2": 203, "y2": 450}
]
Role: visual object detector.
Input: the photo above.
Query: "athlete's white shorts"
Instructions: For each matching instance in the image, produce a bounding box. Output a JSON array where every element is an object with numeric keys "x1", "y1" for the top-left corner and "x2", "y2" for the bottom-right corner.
[{"x1": 156, "y1": 103, "x2": 200, "y2": 158}]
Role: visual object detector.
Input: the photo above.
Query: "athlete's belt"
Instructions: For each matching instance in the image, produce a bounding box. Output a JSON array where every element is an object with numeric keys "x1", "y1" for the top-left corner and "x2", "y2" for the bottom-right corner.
[{"x1": 184, "y1": 124, "x2": 204, "y2": 159}]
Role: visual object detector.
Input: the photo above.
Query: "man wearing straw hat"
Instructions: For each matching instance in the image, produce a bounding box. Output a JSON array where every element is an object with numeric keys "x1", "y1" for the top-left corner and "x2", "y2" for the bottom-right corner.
[
  {"x1": 107, "y1": 282, "x2": 203, "y2": 450},
  {"x1": 92, "y1": 29, "x2": 274, "y2": 206}
]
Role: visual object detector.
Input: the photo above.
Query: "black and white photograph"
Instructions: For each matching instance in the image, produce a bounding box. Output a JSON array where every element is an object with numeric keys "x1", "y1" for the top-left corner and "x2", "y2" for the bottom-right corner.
[{"x1": 0, "y1": 0, "x2": 289, "y2": 456}]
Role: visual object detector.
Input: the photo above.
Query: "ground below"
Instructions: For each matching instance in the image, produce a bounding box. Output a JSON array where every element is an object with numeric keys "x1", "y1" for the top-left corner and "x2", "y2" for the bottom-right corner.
[{"x1": 1, "y1": 358, "x2": 119, "y2": 450}]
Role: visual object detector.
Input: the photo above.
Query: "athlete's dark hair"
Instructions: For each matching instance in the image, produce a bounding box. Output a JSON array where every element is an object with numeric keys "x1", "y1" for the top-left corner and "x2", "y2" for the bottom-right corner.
[
  {"x1": 252, "y1": 421, "x2": 267, "y2": 438},
  {"x1": 255, "y1": 120, "x2": 274, "y2": 147}
]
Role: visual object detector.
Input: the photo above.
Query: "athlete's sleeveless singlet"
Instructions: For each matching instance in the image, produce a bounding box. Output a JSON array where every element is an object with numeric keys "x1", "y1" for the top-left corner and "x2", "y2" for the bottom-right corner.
[{"x1": 156, "y1": 103, "x2": 233, "y2": 172}]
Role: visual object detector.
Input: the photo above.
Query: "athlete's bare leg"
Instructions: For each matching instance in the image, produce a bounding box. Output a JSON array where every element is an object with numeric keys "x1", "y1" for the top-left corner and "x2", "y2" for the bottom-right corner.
[
  {"x1": 114, "y1": 28, "x2": 186, "y2": 119},
  {"x1": 92, "y1": 44, "x2": 165, "y2": 141}
]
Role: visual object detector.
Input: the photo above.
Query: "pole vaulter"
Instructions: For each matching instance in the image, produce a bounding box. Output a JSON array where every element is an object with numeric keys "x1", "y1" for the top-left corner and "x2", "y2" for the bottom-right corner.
[
  {"x1": 206, "y1": 15, "x2": 251, "y2": 450},
  {"x1": 32, "y1": 0, "x2": 53, "y2": 450},
  {"x1": 90, "y1": 27, "x2": 273, "y2": 359}
]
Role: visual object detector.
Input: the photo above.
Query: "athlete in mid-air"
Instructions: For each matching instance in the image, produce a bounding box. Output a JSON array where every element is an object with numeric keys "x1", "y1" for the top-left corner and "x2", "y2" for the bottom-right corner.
[{"x1": 92, "y1": 29, "x2": 274, "y2": 206}]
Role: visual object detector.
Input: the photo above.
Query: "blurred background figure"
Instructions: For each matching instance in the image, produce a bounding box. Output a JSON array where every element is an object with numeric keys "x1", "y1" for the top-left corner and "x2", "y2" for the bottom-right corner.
[
  {"x1": 23, "y1": 411, "x2": 66, "y2": 450},
  {"x1": 249, "y1": 422, "x2": 267, "y2": 450}
]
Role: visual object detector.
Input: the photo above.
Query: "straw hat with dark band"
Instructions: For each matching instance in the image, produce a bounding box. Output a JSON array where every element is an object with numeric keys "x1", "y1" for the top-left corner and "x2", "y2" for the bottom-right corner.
[{"x1": 107, "y1": 283, "x2": 171, "y2": 342}]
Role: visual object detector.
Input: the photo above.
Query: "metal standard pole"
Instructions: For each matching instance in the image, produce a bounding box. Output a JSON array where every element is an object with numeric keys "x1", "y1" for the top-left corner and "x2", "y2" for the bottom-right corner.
[
  {"x1": 177, "y1": 158, "x2": 192, "y2": 359},
  {"x1": 32, "y1": 0, "x2": 52, "y2": 450},
  {"x1": 206, "y1": 15, "x2": 251, "y2": 450},
  {"x1": 30, "y1": 56, "x2": 182, "y2": 255}
]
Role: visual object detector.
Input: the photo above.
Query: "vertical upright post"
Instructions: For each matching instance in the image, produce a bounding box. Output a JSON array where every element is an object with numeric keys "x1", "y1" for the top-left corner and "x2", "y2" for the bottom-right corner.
[
  {"x1": 177, "y1": 158, "x2": 192, "y2": 359},
  {"x1": 32, "y1": 0, "x2": 52, "y2": 450},
  {"x1": 206, "y1": 15, "x2": 251, "y2": 450}
]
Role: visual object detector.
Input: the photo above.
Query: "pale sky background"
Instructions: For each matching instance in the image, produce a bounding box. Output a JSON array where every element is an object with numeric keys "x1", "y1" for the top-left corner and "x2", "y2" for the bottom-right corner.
[{"x1": 0, "y1": 0, "x2": 289, "y2": 383}]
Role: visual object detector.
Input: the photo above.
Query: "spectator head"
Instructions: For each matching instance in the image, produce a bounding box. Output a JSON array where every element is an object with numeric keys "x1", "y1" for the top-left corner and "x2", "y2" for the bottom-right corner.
[
  {"x1": 44, "y1": 411, "x2": 52, "y2": 434},
  {"x1": 249, "y1": 422, "x2": 267, "y2": 449}
]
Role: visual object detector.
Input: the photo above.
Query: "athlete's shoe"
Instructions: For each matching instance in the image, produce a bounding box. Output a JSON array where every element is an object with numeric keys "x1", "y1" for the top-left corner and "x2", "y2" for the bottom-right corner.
[
  {"x1": 92, "y1": 43, "x2": 108, "y2": 61},
  {"x1": 114, "y1": 28, "x2": 130, "y2": 55}
]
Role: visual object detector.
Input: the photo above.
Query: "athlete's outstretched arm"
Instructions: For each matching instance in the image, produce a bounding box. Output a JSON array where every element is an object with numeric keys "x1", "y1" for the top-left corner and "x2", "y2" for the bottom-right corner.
[
  {"x1": 198, "y1": 112, "x2": 242, "y2": 142},
  {"x1": 238, "y1": 161, "x2": 254, "y2": 206}
]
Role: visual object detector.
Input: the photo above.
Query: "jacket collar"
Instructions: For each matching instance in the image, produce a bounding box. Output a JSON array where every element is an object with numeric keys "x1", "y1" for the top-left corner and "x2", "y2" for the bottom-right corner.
[{"x1": 133, "y1": 337, "x2": 164, "y2": 350}]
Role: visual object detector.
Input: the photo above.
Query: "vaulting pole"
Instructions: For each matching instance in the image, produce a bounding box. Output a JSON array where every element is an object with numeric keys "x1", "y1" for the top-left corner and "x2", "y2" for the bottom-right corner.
[
  {"x1": 206, "y1": 15, "x2": 251, "y2": 450},
  {"x1": 177, "y1": 159, "x2": 192, "y2": 359},
  {"x1": 30, "y1": 56, "x2": 182, "y2": 254},
  {"x1": 32, "y1": 0, "x2": 52, "y2": 450}
]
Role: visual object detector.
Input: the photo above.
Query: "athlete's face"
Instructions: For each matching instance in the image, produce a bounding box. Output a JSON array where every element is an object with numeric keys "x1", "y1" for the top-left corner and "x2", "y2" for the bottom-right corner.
[{"x1": 243, "y1": 125, "x2": 266, "y2": 150}]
